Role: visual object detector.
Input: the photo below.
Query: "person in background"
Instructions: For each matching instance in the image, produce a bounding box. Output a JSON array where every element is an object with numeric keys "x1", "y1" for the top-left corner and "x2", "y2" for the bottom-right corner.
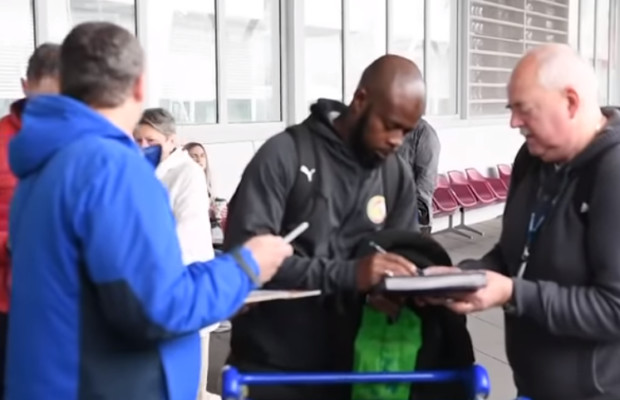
[
  {"x1": 397, "y1": 118, "x2": 441, "y2": 235},
  {"x1": 0, "y1": 42, "x2": 60, "y2": 399},
  {"x1": 6, "y1": 21, "x2": 292, "y2": 400},
  {"x1": 427, "y1": 44, "x2": 620, "y2": 400},
  {"x1": 134, "y1": 108, "x2": 219, "y2": 400},
  {"x1": 135, "y1": 108, "x2": 215, "y2": 263},
  {"x1": 184, "y1": 142, "x2": 228, "y2": 231},
  {"x1": 184, "y1": 142, "x2": 214, "y2": 199},
  {"x1": 223, "y1": 55, "x2": 425, "y2": 400}
]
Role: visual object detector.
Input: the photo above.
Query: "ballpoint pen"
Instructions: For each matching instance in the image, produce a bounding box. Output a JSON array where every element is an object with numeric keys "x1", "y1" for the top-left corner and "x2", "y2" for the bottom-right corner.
[{"x1": 368, "y1": 241, "x2": 424, "y2": 276}]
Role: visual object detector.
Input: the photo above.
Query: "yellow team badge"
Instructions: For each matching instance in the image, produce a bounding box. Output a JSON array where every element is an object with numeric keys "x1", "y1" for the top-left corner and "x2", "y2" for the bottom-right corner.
[{"x1": 366, "y1": 195, "x2": 387, "y2": 225}]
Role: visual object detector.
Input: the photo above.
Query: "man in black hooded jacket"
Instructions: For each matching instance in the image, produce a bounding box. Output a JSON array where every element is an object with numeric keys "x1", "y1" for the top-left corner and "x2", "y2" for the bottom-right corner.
[
  {"x1": 427, "y1": 44, "x2": 620, "y2": 400},
  {"x1": 223, "y1": 55, "x2": 427, "y2": 400}
]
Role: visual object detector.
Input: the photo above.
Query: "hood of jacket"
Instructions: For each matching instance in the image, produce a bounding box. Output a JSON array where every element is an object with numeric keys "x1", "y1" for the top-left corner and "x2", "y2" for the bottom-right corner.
[
  {"x1": 568, "y1": 107, "x2": 620, "y2": 171},
  {"x1": 304, "y1": 98, "x2": 364, "y2": 169},
  {"x1": 9, "y1": 95, "x2": 137, "y2": 179}
]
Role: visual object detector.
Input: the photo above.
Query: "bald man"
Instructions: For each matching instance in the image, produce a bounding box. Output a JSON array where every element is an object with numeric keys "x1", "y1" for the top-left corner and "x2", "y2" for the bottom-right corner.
[
  {"x1": 223, "y1": 55, "x2": 426, "y2": 399},
  {"x1": 426, "y1": 44, "x2": 620, "y2": 400}
]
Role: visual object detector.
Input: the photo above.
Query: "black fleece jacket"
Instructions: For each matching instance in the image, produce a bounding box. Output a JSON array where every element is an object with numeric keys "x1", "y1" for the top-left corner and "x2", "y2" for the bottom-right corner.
[{"x1": 461, "y1": 107, "x2": 620, "y2": 400}]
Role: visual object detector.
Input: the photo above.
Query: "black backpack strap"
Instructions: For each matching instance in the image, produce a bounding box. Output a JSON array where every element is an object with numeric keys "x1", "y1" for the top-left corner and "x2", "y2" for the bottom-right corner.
[
  {"x1": 381, "y1": 154, "x2": 400, "y2": 217},
  {"x1": 281, "y1": 124, "x2": 319, "y2": 231}
]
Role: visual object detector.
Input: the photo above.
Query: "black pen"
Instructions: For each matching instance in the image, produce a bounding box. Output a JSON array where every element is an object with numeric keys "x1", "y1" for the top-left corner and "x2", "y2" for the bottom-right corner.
[{"x1": 368, "y1": 241, "x2": 424, "y2": 276}]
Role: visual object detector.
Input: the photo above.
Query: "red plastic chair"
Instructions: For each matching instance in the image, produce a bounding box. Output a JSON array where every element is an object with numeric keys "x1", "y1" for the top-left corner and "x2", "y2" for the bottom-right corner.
[
  {"x1": 465, "y1": 168, "x2": 507, "y2": 201},
  {"x1": 443, "y1": 172, "x2": 480, "y2": 208},
  {"x1": 448, "y1": 170, "x2": 496, "y2": 204},
  {"x1": 433, "y1": 175, "x2": 475, "y2": 238},
  {"x1": 497, "y1": 164, "x2": 512, "y2": 188}
]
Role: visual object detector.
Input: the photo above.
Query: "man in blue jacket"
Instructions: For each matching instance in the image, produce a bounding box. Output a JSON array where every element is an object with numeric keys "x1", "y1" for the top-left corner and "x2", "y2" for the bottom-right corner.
[{"x1": 6, "y1": 22, "x2": 292, "y2": 400}]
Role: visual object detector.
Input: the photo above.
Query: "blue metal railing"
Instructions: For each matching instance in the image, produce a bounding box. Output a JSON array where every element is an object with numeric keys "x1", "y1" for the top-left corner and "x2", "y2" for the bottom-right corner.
[{"x1": 221, "y1": 364, "x2": 491, "y2": 400}]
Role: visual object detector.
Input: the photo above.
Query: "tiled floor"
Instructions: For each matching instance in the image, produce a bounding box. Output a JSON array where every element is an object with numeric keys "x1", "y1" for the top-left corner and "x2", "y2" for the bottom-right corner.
[
  {"x1": 433, "y1": 218, "x2": 516, "y2": 400},
  {"x1": 208, "y1": 218, "x2": 516, "y2": 399}
]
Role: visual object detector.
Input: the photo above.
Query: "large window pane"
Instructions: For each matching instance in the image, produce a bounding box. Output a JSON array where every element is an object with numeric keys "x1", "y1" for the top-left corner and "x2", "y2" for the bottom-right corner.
[
  {"x1": 37, "y1": 0, "x2": 136, "y2": 44},
  {"x1": 0, "y1": 0, "x2": 34, "y2": 114},
  {"x1": 467, "y1": 0, "x2": 570, "y2": 116},
  {"x1": 595, "y1": 0, "x2": 610, "y2": 105},
  {"x1": 578, "y1": 0, "x2": 595, "y2": 66},
  {"x1": 304, "y1": 0, "x2": 342, "y2": 108},
  {"x1": 344, "y1": 0, "x2": 387, "y2": 102},
  {"x1": 389, "y1": 0, "x2": 425, "y2": 72},
  {"x1": 427, "y1": 0, "x2": 458, "y2": 115},
  {"x1": 70, "y1": 0, "x2": 136, "y2": 34},
  {"x1": 223, "y1": 0, "x2": 281, "y2": 123},
  {"x1": 145, "y1": 1, "x2": 217, "y2": 124}
]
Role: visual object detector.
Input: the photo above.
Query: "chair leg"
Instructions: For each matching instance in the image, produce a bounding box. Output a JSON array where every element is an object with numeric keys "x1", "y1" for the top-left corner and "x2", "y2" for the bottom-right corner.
[
  {"x1": 460, "y1": 224, "x2": 484, "y2": 236},
  {"x1": 436, "y1": 214, "x2": 473, "y2": 239},
  {"x1": 454, "y1": 209, "x2": 484, "y2": 236},
  {"x1": 448, "y1": 227, "x2": 473, "y2": 239}
]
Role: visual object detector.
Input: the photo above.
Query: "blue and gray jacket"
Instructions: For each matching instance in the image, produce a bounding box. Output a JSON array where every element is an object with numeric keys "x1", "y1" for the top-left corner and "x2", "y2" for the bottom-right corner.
[{"x1": 6, "y1": 95, "x2": 258, "y2": 400}]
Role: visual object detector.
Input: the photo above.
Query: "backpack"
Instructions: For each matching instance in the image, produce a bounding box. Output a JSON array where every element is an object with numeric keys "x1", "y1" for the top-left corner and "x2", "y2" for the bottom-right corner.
[{"x1": 281, "y1": 124, "x2": 402, "y2": 232}]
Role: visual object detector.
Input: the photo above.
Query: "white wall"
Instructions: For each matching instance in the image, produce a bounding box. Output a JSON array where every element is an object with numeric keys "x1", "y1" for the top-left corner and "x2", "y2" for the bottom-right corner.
[{"x1": 179, "y1": 118, "x2": 524, "y2": 208}]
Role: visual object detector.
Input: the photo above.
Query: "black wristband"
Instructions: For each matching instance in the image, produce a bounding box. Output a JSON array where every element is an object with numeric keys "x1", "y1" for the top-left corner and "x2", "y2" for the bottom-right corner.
[{"x1": 231, "y1": 248, "x2": 261, "y2": 288}]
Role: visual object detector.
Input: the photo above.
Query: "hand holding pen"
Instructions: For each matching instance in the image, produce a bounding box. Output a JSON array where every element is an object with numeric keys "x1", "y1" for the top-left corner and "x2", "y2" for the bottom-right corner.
[
  {"x1": 368, "y1": 241, "x2": 424, "y2": 277},
  {"x1": 355, "y1": 241, "x2": 419, "y2": 291}
]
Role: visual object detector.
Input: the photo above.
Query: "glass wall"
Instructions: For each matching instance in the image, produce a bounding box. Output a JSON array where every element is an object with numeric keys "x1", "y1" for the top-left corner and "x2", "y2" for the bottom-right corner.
[{"x1": 2, "y1": 0, "x2": 617, "y2": 126}]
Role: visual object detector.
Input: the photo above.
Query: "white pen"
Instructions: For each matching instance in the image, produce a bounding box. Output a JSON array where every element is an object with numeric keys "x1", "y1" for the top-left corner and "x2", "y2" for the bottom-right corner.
[{"x1": 283, "y1": 222, "x2": 310, "y2": 244}]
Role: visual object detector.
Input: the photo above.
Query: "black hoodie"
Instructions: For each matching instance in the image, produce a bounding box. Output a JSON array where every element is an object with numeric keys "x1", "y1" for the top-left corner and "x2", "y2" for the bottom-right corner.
[
  {"x1": 223, "y1": 100, "x2": 418, "y2": 376},
  {"x1": 461, "y1": 107, "x2": 620, "y2": 400}
]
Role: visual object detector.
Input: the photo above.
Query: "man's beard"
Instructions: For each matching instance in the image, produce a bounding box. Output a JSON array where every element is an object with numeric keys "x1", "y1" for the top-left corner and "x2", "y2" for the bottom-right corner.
[{"x1": 349, "y1": 109, "x2": 383, "y2": 169}]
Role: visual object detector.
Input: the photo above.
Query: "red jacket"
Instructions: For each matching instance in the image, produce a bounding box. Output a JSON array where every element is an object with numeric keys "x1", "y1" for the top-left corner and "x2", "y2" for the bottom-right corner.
[{"x1": 0, "y1": 99, "x2": 24, "y2": 313}]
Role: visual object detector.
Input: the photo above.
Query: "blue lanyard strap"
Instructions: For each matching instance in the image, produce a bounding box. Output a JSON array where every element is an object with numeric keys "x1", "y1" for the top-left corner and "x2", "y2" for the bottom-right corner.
[{"x1": 516, "y1": 167, "x2": 568, "y2": 278}]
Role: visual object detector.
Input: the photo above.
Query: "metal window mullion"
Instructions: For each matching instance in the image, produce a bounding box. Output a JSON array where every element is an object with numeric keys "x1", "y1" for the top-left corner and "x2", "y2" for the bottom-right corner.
[
  {"x1": 31, "y1": 0, "x2": 38, "y2": 46},
  {"x1": 214, "y1": 0, "x2": 227, "y2": 124},
  {"x1": 341, "y1": 0, "x2": 349, "y2": 102},
  {"x1": 460, "y1": 0, "x2": 471, "y2": 119},
  {"x1": 275, "y1": 0, "x2": 285, "y2": 122},
  {"x1": 386, "y1": 0, "x2": 393, "y2": 53},
  {"x1": 285, "y1": 0, "x2": 306, "y2": 124},
  {"x1": 593, "y1": 0, "x2": 599, "y2": 69},
  {"x1": 452, "y1": 0, "x2": 462, "y2": 116},
  {"x1": 423, "y1": 0, "x2": 429, "y2": 76},
  {"x1": 606, "y1": 0, "x2": 614, "y2": 103}
]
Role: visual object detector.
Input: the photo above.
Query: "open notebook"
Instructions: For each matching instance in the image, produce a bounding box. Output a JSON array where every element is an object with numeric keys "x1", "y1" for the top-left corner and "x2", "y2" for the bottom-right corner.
[
  {"x1": 245, "y1": 290, "x2": 321, "y2": 304},
  {"x1": 377, "y1": 271, "x2": 487, "y2": 296}
]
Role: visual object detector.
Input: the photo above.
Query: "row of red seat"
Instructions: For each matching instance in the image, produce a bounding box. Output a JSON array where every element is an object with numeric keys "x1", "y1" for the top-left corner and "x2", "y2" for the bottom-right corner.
[{"x1": 432, "y1": 164, "x2": 512, "y2": 238}]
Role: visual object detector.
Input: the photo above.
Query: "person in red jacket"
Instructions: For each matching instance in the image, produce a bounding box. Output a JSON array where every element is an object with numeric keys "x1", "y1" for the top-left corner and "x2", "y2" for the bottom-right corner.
[{"x1": 0, "y1": 42, "x2": 60, "y2": 397}]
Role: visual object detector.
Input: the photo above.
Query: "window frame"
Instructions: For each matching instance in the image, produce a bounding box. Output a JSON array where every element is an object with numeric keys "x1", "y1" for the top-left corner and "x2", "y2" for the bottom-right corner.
[
  {"x1": 27, "y1": 0, "x2": 618, "y2": 143},
  {"x1": 138, "y1": 0, "x2": 286, "y2": 130}
]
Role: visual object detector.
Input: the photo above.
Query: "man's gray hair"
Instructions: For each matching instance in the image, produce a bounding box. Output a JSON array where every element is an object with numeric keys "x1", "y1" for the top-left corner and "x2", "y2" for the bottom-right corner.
[
  {"x1": 529, "y1": 43, "x2": 599, "y2": 106},
  {"x1": 139, "y1": 108, "x2": 176, "y2": 137}
]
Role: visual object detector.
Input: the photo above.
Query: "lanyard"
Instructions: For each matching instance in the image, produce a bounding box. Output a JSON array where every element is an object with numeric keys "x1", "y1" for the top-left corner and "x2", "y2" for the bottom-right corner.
[{"x1": 515, "y1": 169, "x2": 567, "y2": 278}]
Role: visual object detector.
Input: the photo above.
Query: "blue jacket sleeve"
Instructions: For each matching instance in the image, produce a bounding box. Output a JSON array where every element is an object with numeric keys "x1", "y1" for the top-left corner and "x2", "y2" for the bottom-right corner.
[{"x1": 76, "y1": 151, "x2": 259, "y2": 341}]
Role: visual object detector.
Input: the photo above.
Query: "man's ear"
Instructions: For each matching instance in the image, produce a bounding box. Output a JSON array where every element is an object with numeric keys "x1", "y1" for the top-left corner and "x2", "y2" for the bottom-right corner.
[
  {"x1": 350, "y1": 88, "x2": 368, "y2": 115},
  {"x1": 133, "y1": 73, "x2": 145, "y2": 103},
  {"x1": 20, "y1": 78, "x2": 28, "y2": 96},
  {"x1": 565, "y1": 87, "x2": 580, "y2": 120}
]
